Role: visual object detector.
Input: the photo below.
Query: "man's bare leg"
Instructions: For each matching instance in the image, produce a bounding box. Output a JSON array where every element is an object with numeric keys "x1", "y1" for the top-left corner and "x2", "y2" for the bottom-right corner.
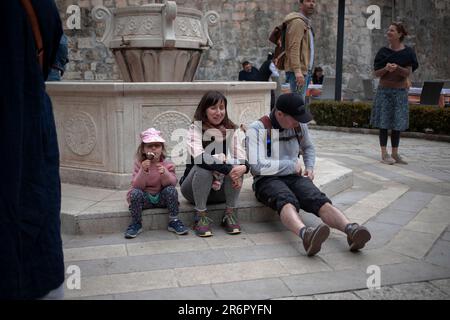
[
  {"x1": 317, "y1": 203, "x2": 350, "y2": 232},
  {"x1": 280, "y1": 203, "x2": 329, "y2": 256},
  {"x1": 280, "y1": 203, "x2": 306, "y2": 235}
]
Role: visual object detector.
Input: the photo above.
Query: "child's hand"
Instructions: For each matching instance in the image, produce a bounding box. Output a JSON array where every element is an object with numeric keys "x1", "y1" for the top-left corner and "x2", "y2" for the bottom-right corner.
[
  {"x1": 141, "y1": 159, "x2": 151, "y2": 172},
  {"x1": 156, "y1": 163, "x2": 166, "y2": 175}
]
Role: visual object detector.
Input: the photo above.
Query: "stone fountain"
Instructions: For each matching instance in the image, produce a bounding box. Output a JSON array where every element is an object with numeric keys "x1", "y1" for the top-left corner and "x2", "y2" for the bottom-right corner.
[
  {"x1": 47, "y1": 1, "x2": 274, "y2": 189},
  {"x1": 91, "y1": 1, "x2": 219, "y2": 82}
]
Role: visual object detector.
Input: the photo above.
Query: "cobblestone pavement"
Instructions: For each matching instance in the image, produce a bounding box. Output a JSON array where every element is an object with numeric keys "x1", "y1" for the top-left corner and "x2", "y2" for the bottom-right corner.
[{"x1": 62, "y1": 130, "x2": 450, "y2": 300}]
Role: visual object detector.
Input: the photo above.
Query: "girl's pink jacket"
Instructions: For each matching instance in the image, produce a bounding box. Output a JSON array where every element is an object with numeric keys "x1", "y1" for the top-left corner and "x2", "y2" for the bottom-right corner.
[{"x1": 126, "y1": 159, "x2": 177, "y2": 203}]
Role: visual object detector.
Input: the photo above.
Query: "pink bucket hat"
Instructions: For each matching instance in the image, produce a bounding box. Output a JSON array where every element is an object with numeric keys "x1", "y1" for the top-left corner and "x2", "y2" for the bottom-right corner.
[{"x1": 140, "y1": 128, "x2": 165, "y2": 144}]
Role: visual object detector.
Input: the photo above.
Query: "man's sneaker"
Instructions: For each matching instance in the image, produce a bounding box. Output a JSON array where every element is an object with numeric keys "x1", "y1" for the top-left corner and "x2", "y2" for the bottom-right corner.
[
  {"x1": 168, "y1": 219, "x2": 188, "y2": 235},
  {"x1": 124, "y1": 223, "x2": 142, "y2": 239},
  {"x1": 381, "y1": 154, "x2": 395, "y2": 165},
  {"x1": 193, "y1": 212, "x2": 213, "y2": 237},
  {"x1": 346, "y1": 223, "x2": 371, "y2": 252},
  {"x1": 302, "y1": 224, "x2": 330, "y2": 257},
  {"x1": 392, "y1": 154, "x2": 408, "y2": 165},
  {"x1": 222, "y1": 211, "x2": 241, "y2": 234}
]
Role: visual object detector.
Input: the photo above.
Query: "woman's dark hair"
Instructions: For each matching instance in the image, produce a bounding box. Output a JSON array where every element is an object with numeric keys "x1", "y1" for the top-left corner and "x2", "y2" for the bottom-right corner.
[
  {"x1": 313, "y1": 66, "x2": 323, "y2": 75},
  {"x1": 391, "y1": 22, "x2": 408, "y2": 42},
  {"x1": 193, "y1": 91, "x2": 237, "y2": 129}
]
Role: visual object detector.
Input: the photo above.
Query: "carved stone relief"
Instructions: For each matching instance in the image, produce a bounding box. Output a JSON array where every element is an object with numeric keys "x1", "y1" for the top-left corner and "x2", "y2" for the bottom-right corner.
[
  {"x1": 142, "y1": 109, "x2": 192, "y2": 152},
  {"x1": 238, "y1": 104, "x2": 261, "y2": 127},
  {"x1": 115, "y1": 16, "x2": 162, "y2": 36},
  {"x1": 64, "y1": 111, "x2": 97, "y2": 156}
]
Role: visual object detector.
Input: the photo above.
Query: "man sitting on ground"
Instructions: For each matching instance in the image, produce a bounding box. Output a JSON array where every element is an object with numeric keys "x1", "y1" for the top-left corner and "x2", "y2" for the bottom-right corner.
[{"x1": 246, "y1": 93, "x2": 371, "y2": 256}]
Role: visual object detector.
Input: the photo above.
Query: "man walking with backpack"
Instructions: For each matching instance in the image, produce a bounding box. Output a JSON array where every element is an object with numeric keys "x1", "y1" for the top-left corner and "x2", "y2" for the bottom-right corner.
[
  {"x1": 246, "y1": 93, "x2": 372, "y2": 257},
  {"x1": 284, "y1": 0, "x2": 316, "y2": 99}
]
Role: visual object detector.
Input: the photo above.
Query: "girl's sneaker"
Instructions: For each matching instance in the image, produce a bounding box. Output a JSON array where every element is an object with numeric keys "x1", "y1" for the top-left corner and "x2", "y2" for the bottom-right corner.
[
  {"x1": 168, "y1": 219, "x2": 188, "y2": 235},
  {"x1": 124, "y1": 222, "x2": 142, "y2": 239}
]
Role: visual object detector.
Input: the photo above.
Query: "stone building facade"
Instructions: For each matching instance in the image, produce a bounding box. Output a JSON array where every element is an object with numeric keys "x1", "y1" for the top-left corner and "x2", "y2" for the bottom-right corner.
[{"x1": 56, "y1": 0, "x2": 449, "y2": 99}]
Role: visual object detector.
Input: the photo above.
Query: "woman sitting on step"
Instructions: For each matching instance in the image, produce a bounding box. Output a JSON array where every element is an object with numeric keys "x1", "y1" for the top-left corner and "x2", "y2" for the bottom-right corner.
[
  {"x1": 180, "y1": 91, "x2": 250, "y2": 237},
  {"x1": 125, "y1": 128, "x2": 188, "y2": 239}
]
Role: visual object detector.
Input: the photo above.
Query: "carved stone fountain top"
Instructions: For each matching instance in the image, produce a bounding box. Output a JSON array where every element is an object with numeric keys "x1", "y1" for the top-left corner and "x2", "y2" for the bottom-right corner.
[{"x1": 91, "y1": 1, "x2": 219, "y2": 81}]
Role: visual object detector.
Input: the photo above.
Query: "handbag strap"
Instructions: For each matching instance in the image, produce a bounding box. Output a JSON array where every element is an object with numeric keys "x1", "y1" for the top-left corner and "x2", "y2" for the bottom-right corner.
[{"x1": 20, "y1": 0, "x2": 44, "y2": 69}]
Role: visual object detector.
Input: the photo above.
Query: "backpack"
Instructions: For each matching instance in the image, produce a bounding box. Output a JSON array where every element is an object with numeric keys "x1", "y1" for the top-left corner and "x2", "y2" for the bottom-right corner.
[
  {"x1": 269, "y1": 23, "x2": 287, "y2": 71},
  {"x1": 259, "y1": 116, "x2": 303, "y2": 158},
  {"x1": 268, "y1": 17, "x2": 304, "y2": 71}
]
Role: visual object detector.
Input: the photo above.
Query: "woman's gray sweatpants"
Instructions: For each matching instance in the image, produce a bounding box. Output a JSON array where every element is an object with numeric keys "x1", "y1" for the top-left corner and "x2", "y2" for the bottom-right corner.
[{"x1": 180, "y1": 165, "x2": 241, "y2": 212}]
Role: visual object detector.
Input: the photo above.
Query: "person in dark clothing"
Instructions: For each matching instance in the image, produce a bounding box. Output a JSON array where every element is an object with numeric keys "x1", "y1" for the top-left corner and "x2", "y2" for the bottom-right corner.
[
  {"x1": 238, "y1": 61, "x2": 260, "y2": 81},
  {"x1": 0, "y1": 0, "x2": 65, "y2": 299},
  {"x1": 312, "y1": 66, "x2": 324, "y2": 84},
  {"x1": 47, "y1": 33, "x2": 69, "y2": 81},
  {"x1": 259, "y1": 53, "x2": 280, "y2": 109}
]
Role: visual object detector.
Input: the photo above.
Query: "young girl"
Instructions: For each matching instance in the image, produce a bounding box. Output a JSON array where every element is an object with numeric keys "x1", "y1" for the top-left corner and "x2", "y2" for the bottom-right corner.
[{"x1": 125, "y1": 128, "x2": 188, "y2": 238}]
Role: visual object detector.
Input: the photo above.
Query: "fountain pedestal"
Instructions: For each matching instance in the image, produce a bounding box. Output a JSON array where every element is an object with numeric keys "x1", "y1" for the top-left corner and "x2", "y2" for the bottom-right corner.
[{"x1": 47, "y1": 81, "x2": 275, "y2": 189}]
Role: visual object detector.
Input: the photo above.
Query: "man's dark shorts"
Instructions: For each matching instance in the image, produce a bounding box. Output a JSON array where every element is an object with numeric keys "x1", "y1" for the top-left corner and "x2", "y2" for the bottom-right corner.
[{"x1": 254, "y1": 175, "x2": 332, "y2": 216}]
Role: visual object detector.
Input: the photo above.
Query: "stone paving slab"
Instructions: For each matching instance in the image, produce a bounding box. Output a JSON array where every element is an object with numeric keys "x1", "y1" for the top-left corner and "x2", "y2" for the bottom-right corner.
[
  {"x1": 430, "y1": 279, "x2": 450, "y2": 295},
  {"x1": 245, "y1": 231, "x2": 299, "y2": 245},
  {"x1": 175, "y1": 259, "x2": 290, "y2": 287},
  {"x1": 65, "y1": 248, "x2": 231, "y2": 277},
  {"x1": 372, "y1": 163, "x2": 444, "y2": 184},
  {"x1": 361, "y1": 221, "x2": 403, "y2": 250},
  {"x1": 378, "y1": 261, "x2": 450, "y2": 285},
  {"x1": 373, "y1": 208, "x2": 419, "y2": 226},
  {"x1": 64, "y1": 244, "x2": 127, "y2": 262},
  {"x1": 212, "y1": 278, "x2": 292, "y2": 300},
  {"x1": 387, "y1": 191, "x2": 435, "y2": 212},
  {"x1": 354, "y1": 282, "x2": 449, "y2": 300},
  {"x1": 280, "y1": 269, "x2": 368, "y2": 296},
  {"x1": 387, "y1": 230, "x2": 441, "y2": 259},
  {"x1": 320, "y1": 248, "x2": 415, "y2": 271},
  {"x1": 113, "y1": 285, "x2": 218, "y2": 300},
  {"x1": 343, "y1": 182, "x2": 409, "y2": 224},
  {"x1": 414, "y1": 195, "x2": 450, "y2": 224},
  {"x1": 126, "y1": 238, "x2": 209, "y2": 256},
  {"x1": 425, "y1": 240, "x2": 450, "y2": 268},
  {"x1": 223, "y1": 242, "x2": 302, "y2": 262},
  {"x1": 313, "y1": 292, "x2": 361, "y2": 300},
  {"x1": 276, "y1": 256, "x2": 333, "y2": 275},
  {"x1": 442, "y1": 232, "x2": 450, "y2": 241},
  {"x1": 65, "y1": 269, "x2": 178, "y2": 299}
]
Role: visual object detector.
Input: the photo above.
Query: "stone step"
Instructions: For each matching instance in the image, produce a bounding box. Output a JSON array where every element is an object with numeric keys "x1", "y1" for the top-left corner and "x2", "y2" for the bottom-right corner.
[{"x1": 61, "y1": 158, "x2": 353, "y2": 235}]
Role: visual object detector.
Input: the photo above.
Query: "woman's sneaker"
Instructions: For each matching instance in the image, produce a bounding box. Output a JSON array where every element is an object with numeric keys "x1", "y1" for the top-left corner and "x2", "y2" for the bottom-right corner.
[
  {"x1": 168, "y1": 219, "x2": 188, "y2": 235},
  {"x1": 124, "y1": 222, "x2": 142, "y2": 239},
  {"x1": 193, "y1": 212, "x2": 213, "y2": 237},
  {"x1": 222, "y1": 211, "x2": 241, "y2": 234}
]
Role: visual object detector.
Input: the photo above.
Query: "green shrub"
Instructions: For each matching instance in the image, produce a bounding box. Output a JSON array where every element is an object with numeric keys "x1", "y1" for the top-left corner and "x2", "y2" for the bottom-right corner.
[{"x1": 309, "y1": 101, "x2": 450, "y2": 135}]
